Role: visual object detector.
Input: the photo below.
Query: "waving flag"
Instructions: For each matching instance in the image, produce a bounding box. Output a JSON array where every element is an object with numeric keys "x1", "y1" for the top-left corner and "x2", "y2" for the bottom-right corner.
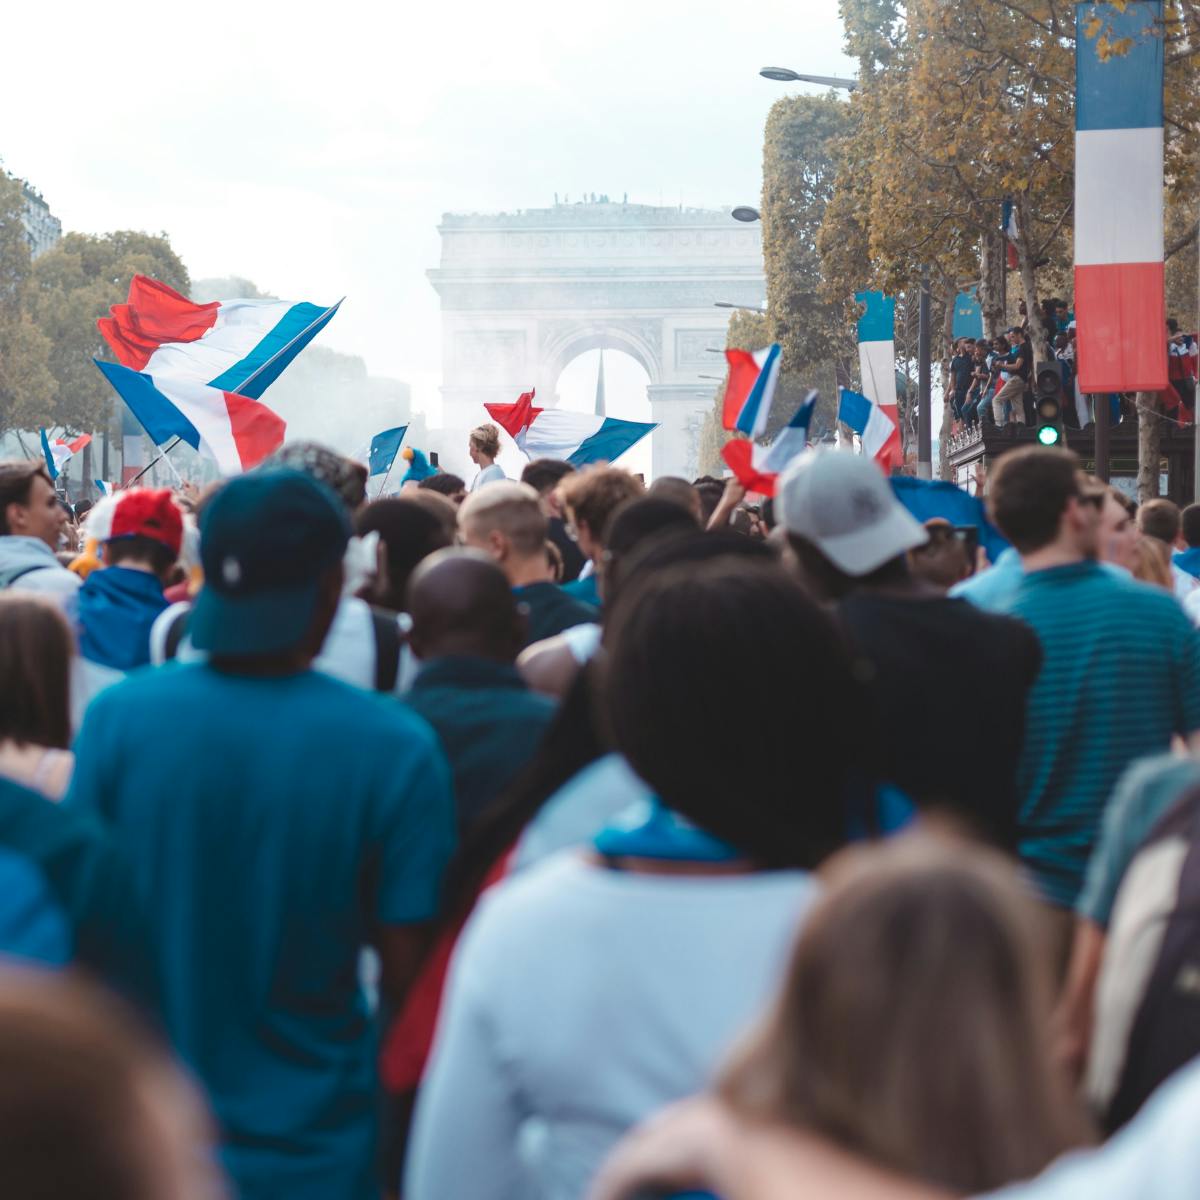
[
  {"x1": 1074, "y1": 1, "x2": 1167, "y2": 392},
  {"x1": 40, "y1": 429, "x2": 91, "y2": 480},
  {"x1": 855, "y1": 292, "x2": 900, "y2": 470},
  {"x1": 721, "y1": 391, "x2": 817, "y2": 496},
  {"x1": 367, "y1": 426, "x2": 408, "y2": 477},
  {"x1": 94, "y1": 480, "x2": 116, "y2": 496},
  {"x1": 889, "y1": 476, "x2": 1009, "y2": 564},
  {"x1": 94, "y1": 361, "x2": 286, "y2": 476},
  {"x1": 485, "y1": 392, "x2": 655, "y2": 466},
  {"x1": 839, "y1": 387, "x2": 900, "y2": 470},
  {"x1": 98, "y1": 276, "x2": 341, "y2": 398},
  {"x1": 721, "y1": 344, "x2": 782, "y2": 437}
]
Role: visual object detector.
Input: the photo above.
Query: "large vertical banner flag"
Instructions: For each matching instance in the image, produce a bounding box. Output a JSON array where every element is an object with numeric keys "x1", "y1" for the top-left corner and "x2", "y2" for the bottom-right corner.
[
  {"x1": 1075, "y1": 2, "x2": 1167, "y2": 392},
  {"x1": 855, "y1": 292, "x2": 900, "y2": 470}
]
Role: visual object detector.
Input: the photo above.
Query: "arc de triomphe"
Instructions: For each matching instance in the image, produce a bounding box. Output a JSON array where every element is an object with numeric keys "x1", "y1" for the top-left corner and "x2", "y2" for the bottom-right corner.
[{"x1": 427, "y1": 199, "x2": 765, "y2": 479}]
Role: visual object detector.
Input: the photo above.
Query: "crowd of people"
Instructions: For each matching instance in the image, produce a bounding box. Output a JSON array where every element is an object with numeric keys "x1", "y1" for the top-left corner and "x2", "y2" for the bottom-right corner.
[
  {"x1": 5, "y1": 425, "x2": 1200, "y2": 1199},
  {"x1": 947, "y1": 307, "x2": 1197, "y2": 433}
]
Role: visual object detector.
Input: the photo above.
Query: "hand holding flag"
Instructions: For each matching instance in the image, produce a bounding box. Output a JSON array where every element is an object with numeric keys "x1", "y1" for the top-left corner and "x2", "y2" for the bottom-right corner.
[{"x1": 721, "y1": 391, "x2": 816, "y2": 497}]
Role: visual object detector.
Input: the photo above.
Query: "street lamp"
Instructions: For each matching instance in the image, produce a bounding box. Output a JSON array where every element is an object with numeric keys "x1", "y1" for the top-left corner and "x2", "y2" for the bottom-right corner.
[
  {"x1": 760, "y1": 67, "x2": 858, "y2": 91},
  {"x1": 714, "y1": 302, "x2": 765, "y2": 313},
  {"x1": 731, "y1": 206, "x2": 760, "y2": 222}
]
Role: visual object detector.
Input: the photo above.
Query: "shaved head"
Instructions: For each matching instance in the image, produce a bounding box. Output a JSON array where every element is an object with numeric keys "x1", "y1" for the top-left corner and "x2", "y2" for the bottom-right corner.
[{"x1": 408, "y1": 549, "x2": 526, "y2": 664}]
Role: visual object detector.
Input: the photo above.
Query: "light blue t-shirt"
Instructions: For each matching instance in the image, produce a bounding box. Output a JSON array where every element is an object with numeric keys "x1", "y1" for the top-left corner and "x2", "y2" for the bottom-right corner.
[
  {"x1": 950, "y1": 546, "x2": 1024, "y2": 608},
  {"x1": 67, "y1": 663, "x2": 456, "y2": 1200}
]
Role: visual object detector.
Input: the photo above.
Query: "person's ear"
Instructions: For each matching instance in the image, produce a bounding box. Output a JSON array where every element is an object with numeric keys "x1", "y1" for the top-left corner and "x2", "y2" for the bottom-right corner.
[{"x1": 489, "y1": 530, "x2": 508, "y2": 562}]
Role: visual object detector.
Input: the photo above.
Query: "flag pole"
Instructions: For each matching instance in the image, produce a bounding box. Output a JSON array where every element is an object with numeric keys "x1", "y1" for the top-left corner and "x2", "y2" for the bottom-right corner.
[{"x1": 376, "y1": 450, "x2": 401, "y2": 498}]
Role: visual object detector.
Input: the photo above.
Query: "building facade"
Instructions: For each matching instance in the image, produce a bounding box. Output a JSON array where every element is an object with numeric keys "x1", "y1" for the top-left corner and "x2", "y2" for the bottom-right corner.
[
  {"x1": 19, "y1": 181, "x2": 62, "y2": 260},
  {"x1": 428, "y1": 198, "x2": 765, "y2": 480}
]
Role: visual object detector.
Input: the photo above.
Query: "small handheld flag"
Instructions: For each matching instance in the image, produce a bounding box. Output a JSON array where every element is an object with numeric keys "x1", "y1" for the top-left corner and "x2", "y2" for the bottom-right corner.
[
  {"x1": 838, "y1": 386, "x2": 899, "y2": 472},
  {"x1": 721, "y1": 391, "x2": 817, "y2": 497},
  {"x1": 94, "y1": 480, "x2": 116, "y2": 496},
  {"x1": 368, "y1": 426, "x2": 408, "y2": 477},
  {"x1": 483, "y1": 394, "x2": 655, "y2": 467},
  {"x1": 40, "y1": 429, "x2": 92, "y2": 481},
  {"x1": 721, "y1": 344, "x2": 782, "y2": 437}
]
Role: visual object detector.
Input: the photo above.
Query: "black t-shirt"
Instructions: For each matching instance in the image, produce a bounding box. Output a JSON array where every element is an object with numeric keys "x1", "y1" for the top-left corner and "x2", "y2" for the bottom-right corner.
[
  {"x1": 836, "y1": 591, "x2": 1042, "y2": 852},
  {"x1": 1007, "y1": 341, "x2": 1033, "y2": 381},
  {"x1": 950, "y1": 354, "x2": 974, "y2": 393}
]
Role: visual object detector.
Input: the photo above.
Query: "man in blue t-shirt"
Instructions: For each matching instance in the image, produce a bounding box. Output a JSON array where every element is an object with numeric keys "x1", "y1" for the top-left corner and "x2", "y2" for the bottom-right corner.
[
  {"x1": 983, "y1": 447, "x2": 1200, "y2": 911},
  {"x1": 67, "y1": 469, "x2": 456, "y2": 1200}
]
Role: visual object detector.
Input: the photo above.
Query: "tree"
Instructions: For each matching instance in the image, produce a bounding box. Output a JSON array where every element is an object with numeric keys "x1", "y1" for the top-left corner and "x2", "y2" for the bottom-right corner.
[
  {"x1": 0, "y1": 171, "x2": 56, "y2": 435},
  {"x1": 761, "y1": 93, "x2": 856, "y2": 436},
  {"x1": 27, "y1": 231, "x2": 190, "y2": 436}
]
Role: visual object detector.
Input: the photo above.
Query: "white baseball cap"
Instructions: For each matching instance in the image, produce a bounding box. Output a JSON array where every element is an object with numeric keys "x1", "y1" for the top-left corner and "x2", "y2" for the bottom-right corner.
[{"x1": 776, "y1": 450, "x2": 928, "y2": 576}]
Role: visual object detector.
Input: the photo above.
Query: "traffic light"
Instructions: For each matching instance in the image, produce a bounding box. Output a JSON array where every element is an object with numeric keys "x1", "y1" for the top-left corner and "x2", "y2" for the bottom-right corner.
[{"x1": 1034, "y1": 362, "x2": 1064, "y2": 446}]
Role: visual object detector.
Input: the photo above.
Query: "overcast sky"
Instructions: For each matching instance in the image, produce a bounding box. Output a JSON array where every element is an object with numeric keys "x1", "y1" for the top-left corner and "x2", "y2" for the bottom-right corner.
[{"x1": 3, "y1": 1, "x2": 853, "y2": 417}]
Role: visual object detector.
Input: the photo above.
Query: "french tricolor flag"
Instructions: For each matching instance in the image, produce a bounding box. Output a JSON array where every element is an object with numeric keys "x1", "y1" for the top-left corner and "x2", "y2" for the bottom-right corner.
[
  {"x1": 721, "y1": 391, "x2": 817, "y2": 496},
  {"x1": 95, "y1": 276, "x2": 340, "y2": 474},
  {"x1": 856, "y1": 291, "x2": 900, "y2": 471},
  {"x1": 1074, "y1": 2, "x2": 1167, "y2": 393},
  {"x1": 721, "y1": 344, "x2": 782, "y2": 437},
  {"x1": 486, "y1": 390, "x2": 655, "y2": 467},
  {"x1": 838, "y1": 387, "x2": 900, "y2": 470},
  {"x1": 40, "y1": 429, "x2": 91, "y2": 480}
]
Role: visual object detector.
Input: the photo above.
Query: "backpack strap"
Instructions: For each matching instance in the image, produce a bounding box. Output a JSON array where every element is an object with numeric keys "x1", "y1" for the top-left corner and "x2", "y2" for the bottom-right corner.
[
  {"x1": 3, "y1": 565, "x2": 49, "y2": 587},
  {"x1": 370, "y1": 607, "x2": 403, "y2": 693},
  {"x1": 163, "y1": 608, "x2": 190, "y2": 661}
]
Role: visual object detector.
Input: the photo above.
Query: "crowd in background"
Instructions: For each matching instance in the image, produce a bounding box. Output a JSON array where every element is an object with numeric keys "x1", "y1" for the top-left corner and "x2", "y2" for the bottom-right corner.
[
  {"x1": 5, "y1": 424, "x2": 1200, "y2": 1199},
  {"x1": 947, "y1": 306, "x2": 1197, "y2": 434}
]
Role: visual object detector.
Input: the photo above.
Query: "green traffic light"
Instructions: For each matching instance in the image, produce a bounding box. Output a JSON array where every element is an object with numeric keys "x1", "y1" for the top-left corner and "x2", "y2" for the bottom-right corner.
[{"x1": 1037, "y1": 425, "x2": 1061, "y2": 446}]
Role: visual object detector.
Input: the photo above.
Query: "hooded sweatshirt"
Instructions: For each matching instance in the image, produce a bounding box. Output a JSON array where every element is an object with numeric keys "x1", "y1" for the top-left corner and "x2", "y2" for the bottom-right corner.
[
  {"x1": 0, "y1": 536, "x2": 81, "y2": 614},
  {"x1": 77, "y1": 566, "x2": 168, "y2": 672}
]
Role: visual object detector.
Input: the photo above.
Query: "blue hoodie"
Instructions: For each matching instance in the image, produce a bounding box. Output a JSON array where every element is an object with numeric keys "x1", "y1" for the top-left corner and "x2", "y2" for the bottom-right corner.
[
  {"x1": 77, "y1": 567, "x2": 168, "y2": 672},
  {"x1": 1174, "y1": 547, "x2": 1200, "y2": 582}
]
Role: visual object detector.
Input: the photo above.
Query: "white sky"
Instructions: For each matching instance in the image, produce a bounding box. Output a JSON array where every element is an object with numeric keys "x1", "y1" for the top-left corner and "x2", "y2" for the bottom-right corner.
[{"x1": 2, "y1": 0, "x2": 852, "y2": 422}]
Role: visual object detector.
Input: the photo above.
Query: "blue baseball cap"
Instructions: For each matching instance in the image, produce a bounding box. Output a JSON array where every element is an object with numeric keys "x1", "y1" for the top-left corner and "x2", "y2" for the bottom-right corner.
[{"x1": 190, "y1": 469, "x2": 350, "y2": 657}]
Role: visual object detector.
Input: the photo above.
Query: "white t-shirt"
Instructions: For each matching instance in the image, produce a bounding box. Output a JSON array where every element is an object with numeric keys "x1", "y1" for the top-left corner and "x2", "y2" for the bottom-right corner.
[
  {"x1": 148, "y1": 595, "x2": 416, "y2": 694},
  {"x1": 982, "y1": 1056, "x2": 1200, "y2": 1200},
  {"x1": 405, "y1": 852, "x2": 817, "y2": 1200},
  {"x1": 471, "y1": 463, "x2": 507, "y2": 492}
]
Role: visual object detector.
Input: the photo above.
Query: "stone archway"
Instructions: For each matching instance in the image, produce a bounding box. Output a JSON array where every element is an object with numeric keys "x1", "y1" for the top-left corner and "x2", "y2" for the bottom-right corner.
[{"x1": 428, "y1": 199, "x2": 765, "y2": 479}]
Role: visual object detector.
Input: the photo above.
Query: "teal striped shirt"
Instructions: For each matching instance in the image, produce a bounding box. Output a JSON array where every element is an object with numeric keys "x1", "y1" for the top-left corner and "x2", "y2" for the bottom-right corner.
[{"x1": 996, "y1": 561, "x2": 1200, "y2": 907}]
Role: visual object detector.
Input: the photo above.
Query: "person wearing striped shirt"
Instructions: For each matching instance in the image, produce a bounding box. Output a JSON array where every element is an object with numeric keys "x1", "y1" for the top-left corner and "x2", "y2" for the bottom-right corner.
[{"x1": 980, "y1": 447, "x2": 1200, "y2": 913}]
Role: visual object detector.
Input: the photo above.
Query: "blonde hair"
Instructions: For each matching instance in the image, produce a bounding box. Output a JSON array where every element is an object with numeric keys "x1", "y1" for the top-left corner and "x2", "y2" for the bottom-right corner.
[
  {"x1": 469, "y1": 423, "x2": 501, "y2": 459},
  {"x1": 557, "y1": 466, "x2": 644, "y2": 545},
  {"x1": 458, "y1": 481, "x2": 546, "y2": 557},
  {"x1": 1131, "y1": 535, "x2": 1173, "y2": 590},
  {"x1": 719, "y1": 834, "x2": 1091, "y2": 1192}
]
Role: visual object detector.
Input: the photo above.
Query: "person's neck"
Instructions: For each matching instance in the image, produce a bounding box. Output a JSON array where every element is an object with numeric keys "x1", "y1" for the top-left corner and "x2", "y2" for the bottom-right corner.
[
  {"x1": 1020, "y1": 540, "x2": 1087, "y2": 572},
  {"x1": 209, "y1": 651, "x2": 313, "y2": 678},
  {"x1": 508, "y1": 558, "x2": 553, "y2": 588},
  {"x1": 108, "y1": 559, "x2": 158, "y2": 577}
]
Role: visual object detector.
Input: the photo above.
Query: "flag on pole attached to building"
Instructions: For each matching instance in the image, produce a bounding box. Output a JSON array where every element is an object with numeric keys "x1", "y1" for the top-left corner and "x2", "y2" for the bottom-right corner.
[
  {"x1": 855, "y1": 292, "x2": 900, "y2": 470},
  {"x1": 721, "y1": 344, "x2": 782, "y2": 437},
  {"x1": 838, "y1": 387, "x2": 899, "y2": 470},
  {"x1": 367, "y1": 426, "x2": 408, "y2": 477},
  {"x1": 1074, "y1": 1, "x2": 1167, "y2": 393},
  {"x1": 39, "y1": 429, "x2": 91, "y2": 481},
  {"x1": 952, "y1": 290, "x2": 985, "y2": 341},
  {"x1": 720, "y1": 391, "x2": 817, "y2": 496}
]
